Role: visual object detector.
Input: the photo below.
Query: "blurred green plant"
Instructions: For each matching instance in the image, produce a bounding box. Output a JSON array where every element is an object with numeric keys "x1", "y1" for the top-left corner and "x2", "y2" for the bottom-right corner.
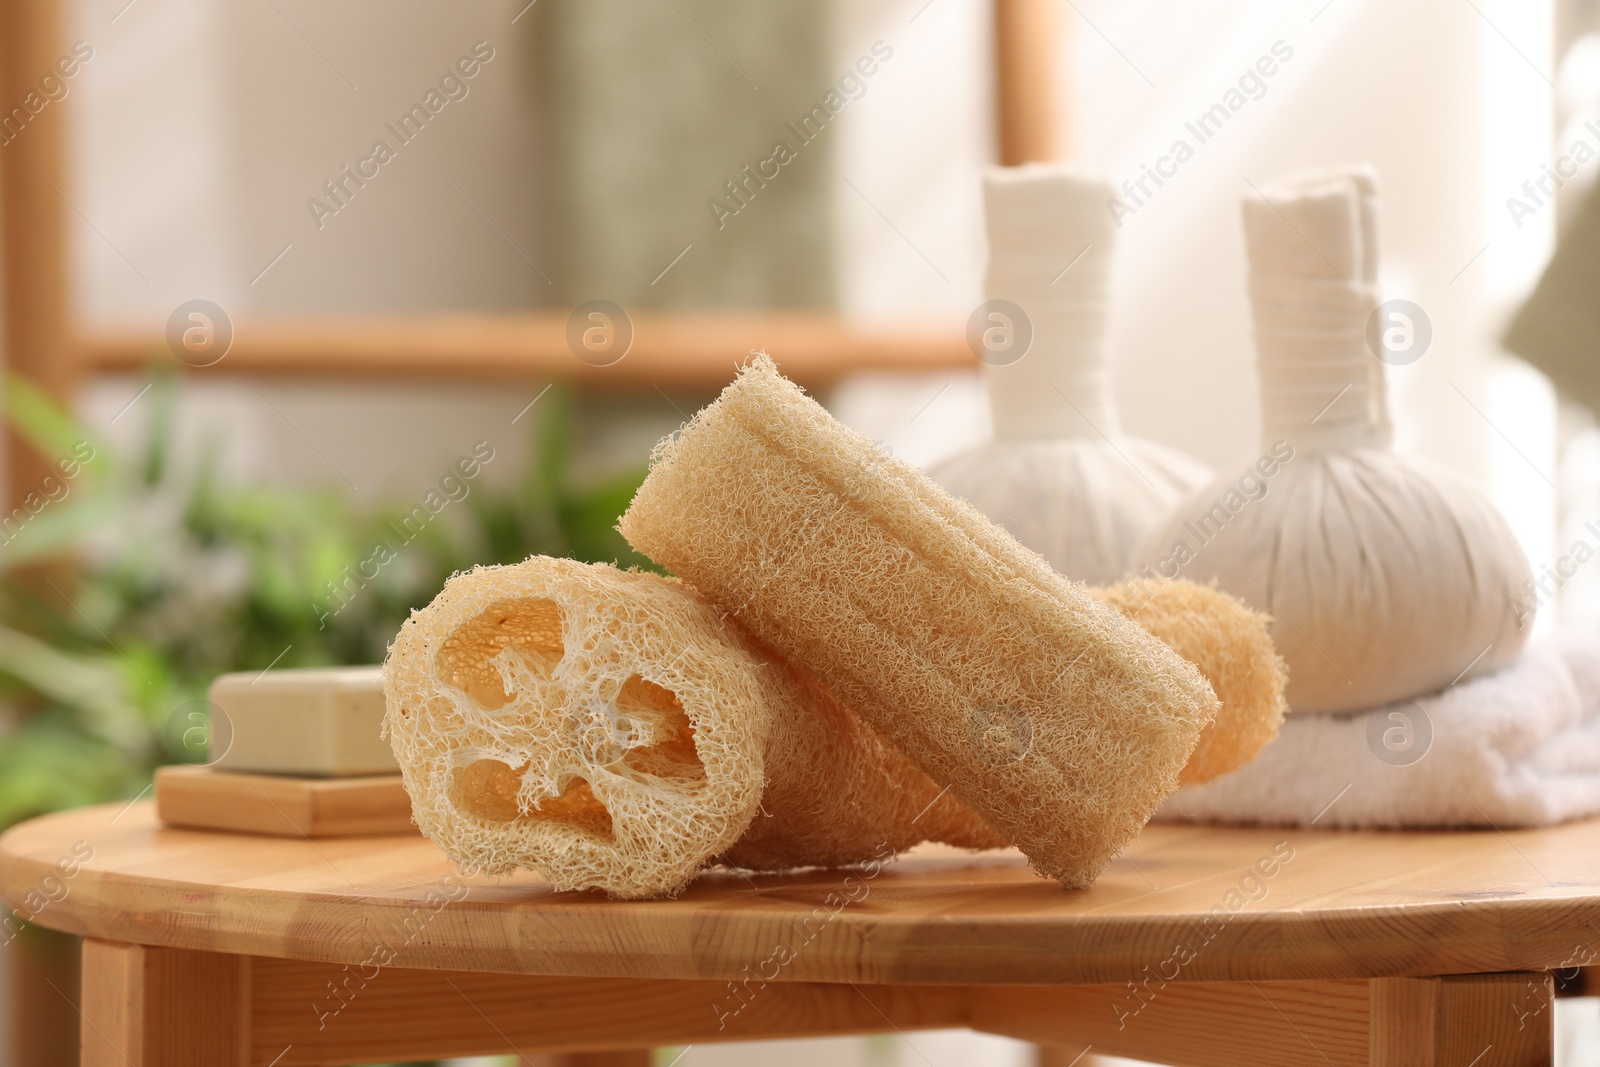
[{"x1": 0, "y1": 373, "x2": 653, "y2": 830}]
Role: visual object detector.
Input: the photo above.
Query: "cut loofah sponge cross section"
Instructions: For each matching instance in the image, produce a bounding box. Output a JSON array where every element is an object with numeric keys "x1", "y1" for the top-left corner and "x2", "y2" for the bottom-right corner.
[
  {"x1": 620, "y1": 357, "x2": 1222, "y2": 887},
  {"x1": 384, "y1": 557, "x2": 1002, "y2": 899}
]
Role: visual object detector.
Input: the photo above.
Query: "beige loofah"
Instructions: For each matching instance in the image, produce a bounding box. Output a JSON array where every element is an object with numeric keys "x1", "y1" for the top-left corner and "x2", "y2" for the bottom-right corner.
[
  {"x1": 383, "y1": 557, "x2": 1000, "y2": 899},
  {"x1": 1092, "y1": 579, "x2": 1288, "y2": 786},
  {"x1": 620, "y1": 357, "x2": 1221, "y2": 888}
]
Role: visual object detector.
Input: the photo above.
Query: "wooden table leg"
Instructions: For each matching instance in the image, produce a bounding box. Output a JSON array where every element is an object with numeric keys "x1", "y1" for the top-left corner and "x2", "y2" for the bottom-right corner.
[
  {"x1": 80, "y1": 939, "x2": 249, "y2": 1067},
  {"x1": 11, "y1": 926, "x2": 80, "y2": 1067},
  {"x1": 1370, "y1": 973, "x2": 1553, "y2": 1066}
]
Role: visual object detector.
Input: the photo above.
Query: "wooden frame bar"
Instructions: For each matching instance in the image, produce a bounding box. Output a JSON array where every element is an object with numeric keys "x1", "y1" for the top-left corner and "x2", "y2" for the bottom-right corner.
[
  {"x1": 995, "y1": 0, "x2": 1060, "y2": 164},
  {"x1": 970, "y1": 979, "x2": 1372, "y2": 1067},
  {"x1": 0, "y1": 0, "x2": 73, "y2": 501},
  {"x1": 0, "y1": 0, "x2": 1060, "y2": 403},
  {"x1": 79, "y1": 941, "x2": 1556, "y2": 1067},
  {"x1": 81, "y1": 941, "x2": 970, "y2": 1067},
  {"x1": 0, "y1": 0, "x2": 1066, "y2": 515},
  {"x1": 78, "y1": 310, "x2": 975, "y2": 387}
]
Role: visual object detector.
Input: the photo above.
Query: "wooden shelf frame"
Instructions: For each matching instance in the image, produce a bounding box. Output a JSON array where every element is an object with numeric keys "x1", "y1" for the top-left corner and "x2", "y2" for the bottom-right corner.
[
  {"x1": 0, "y1": 0, "x2": 1059, "y2": 480},
  {"x1": 80, "y1": 310, "x2": 975, "y2": 386}
]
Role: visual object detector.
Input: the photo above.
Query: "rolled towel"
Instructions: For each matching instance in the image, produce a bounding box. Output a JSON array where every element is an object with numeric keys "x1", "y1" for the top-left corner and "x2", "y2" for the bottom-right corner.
[
  {"x1": 620, "y1": 356, "x2": 1222, "y2": 888},
  {"x1": 1156, "y1": 630, "x2": 1600, "y2": 828},
  {"x1": 384, "y1": 557, "x2": 1001, "y2": 899}
]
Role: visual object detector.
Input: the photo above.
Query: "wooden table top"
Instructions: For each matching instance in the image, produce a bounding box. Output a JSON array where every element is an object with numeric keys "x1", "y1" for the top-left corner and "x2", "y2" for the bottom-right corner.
[{"x1": 4, "y1": 801, "x2": 1600, "y2": 986}]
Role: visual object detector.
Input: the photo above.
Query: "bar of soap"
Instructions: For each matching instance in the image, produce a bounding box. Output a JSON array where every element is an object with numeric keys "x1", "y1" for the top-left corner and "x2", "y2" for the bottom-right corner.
[{"x1": 209, "y1": 666, "x2": 395, "y2": 776}]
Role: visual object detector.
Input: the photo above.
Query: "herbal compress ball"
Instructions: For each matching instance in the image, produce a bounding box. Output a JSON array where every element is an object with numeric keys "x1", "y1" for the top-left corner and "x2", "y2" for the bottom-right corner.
[
  {"x1": 932, "y1": 164, "x2": 1210, "y2": 583},
  {"x1": 383, "y1": 557, "x2": 1001, "y2": 899},
  {"x1": 620, "y1": 357, "x2": 1221, "y2": 888},
  {"x1": 1131, "y1": 168, "x2": 1532, "y2": 713}
]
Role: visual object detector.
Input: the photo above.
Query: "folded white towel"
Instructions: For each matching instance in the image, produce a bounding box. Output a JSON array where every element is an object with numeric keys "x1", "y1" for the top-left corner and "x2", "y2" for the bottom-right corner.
[{"x1": 1155, "y1": 630, "x2": 1600, "y2": 828}]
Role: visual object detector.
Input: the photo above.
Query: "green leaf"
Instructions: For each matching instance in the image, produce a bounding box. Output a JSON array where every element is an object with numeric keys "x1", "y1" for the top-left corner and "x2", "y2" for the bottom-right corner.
[
  {"x1": 0, "y1": 366, "x2": 666, "y2": 833},
  {"x1": 0, "y1": 713, "x2": 145, "y2": 829},
  {"x1": 0, "y1": 495, "x2": 117, "y2": 569},
  {"x1": 3, "y1": 374, "x2": 86, "y2": 459}
]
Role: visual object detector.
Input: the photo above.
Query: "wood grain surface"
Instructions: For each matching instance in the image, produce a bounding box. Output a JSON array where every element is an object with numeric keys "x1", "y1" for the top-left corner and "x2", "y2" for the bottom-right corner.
[
  {"x1": 6, "y1": 803, "x2": 1600, "y2": 985},
  {"x1": 1369, "y1": 973, "x2": 1554, "y2": 1066},
  {"x1": 81, "y1": 940, "x2": 250, "y2": 1067},
  {"x1": 77, "y1": 947, "x2": 1553, "y2": 1067},
  {"x1": 973, "y1": 979, "x2": 1371, "y2": 1067},
  {"x1": 154, "y1": 767, "x2": 415, "y2": 838},
  {"x1": 250, "y1": 957, "x2": 967, "y2": 1065}
]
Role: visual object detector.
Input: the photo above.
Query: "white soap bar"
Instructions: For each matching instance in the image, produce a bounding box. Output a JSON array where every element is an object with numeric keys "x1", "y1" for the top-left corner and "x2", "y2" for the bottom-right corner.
[{"x1": 209, "y1": 665, "x2": 395, "y2": 776}]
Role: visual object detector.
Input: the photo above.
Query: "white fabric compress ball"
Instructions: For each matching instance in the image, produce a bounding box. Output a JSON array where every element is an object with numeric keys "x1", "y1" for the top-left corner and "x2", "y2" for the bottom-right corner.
[
  {"x1": 931, "y1": 164, "x2": 1209, "y2": 585},
  {"x1": 1132, "y1": 168, "x2": 1533, "y2": 714}
]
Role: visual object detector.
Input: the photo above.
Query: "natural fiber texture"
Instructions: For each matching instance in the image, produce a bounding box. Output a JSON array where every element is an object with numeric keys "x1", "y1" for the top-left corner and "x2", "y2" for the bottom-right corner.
[
  {"x1": 719, "y1": 673, "x2": 1004, "y2": 872},
  {"x1": 1131, "y1": 167, "x2": 1532, "y2": 713},
  {"x1": 620, "y1": 356, "x2": 1220, "y2": 887},
  {"x1": 932, "y1": 164, "x2": 1210, "y2": 583},
  {"x1": 383, "y1": 557, "x2": 1000, "y2": 899},
  {"x1": 1092, "y1": 579, "x2": 1287, "y2": 785}
]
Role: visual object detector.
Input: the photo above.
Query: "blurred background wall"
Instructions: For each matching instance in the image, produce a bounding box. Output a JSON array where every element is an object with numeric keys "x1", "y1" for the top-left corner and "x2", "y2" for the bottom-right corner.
[
  {"x1": 67, "y1": 0, "x2": 997, "y2": 501},
  {"x1": 61, "y1": 0, "x2": 1566, "y2": 539},
  {"x1": 8, "y1": 0, "x2": 1599, "y2": 1062}
]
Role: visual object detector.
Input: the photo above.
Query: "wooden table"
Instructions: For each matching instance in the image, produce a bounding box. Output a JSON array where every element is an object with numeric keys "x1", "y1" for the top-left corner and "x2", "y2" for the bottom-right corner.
[{"x1": 3, "y1": 802, "x2": 1599, "y2": 1067}]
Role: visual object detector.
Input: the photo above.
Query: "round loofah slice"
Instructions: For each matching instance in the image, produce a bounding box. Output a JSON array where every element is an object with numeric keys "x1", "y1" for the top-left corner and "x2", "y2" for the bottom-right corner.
[
  {"x1": 619, "y1": 357, "x2": 1221, "y2": 888},
  {"x1": 383, "y1": 557, "x2": 1000, "y2": 899},
  {"x1": 1091, "y1": 578, "x2": 1288, "y2": 785}
]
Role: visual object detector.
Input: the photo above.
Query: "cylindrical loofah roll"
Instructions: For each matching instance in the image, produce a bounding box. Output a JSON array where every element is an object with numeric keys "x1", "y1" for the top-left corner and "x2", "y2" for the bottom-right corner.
[
  {"x1": 383, "y1": 557, "x2": 1002, "y2": 899},
  {"x1": 1130, "y1": 167, "x2": 1532, "y2": 714},
  {"x1": 1092, "y1": 578, "x2": 1287, "y2": 785},
  {"x1": 930, "y1": 164, "x2": 1211, "y2": 584},
  {"x1": 620, "y1": 357, "x2": 1221, "y2": 888}
]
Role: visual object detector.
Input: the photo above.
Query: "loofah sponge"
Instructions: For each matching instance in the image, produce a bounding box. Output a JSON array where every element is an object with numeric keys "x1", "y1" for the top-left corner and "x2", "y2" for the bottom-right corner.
[
  {"x1": 383, "y1": 556, "x2": 1001, "y2": 899},
  {"x1": 931, "y1": 164, "x2": 1211, "y2": 583},
  {"x1": 1092, "y1": 579, "x2": 1287, "y2": 785},
  {"x1": 619, "y1": 357, "x2": 1221, "y2": 887}
]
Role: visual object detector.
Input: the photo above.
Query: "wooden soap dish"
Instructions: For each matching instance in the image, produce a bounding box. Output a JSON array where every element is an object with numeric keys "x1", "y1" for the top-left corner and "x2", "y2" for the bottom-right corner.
[{"x1": 155, "y1": 765, "x2": 417, "y2": 838}]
